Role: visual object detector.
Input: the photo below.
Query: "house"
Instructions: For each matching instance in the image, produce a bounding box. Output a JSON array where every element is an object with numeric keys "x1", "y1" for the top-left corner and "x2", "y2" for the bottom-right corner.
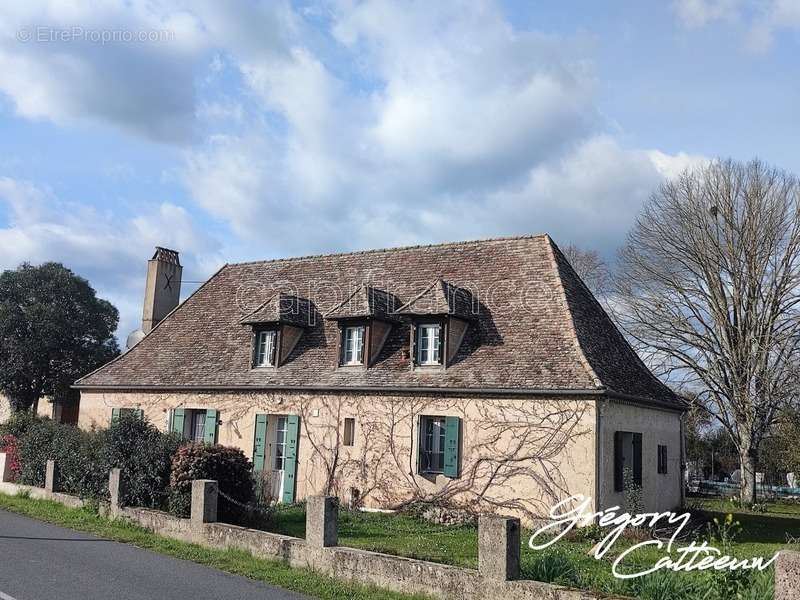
[{"x1": 73, "y1": 235, "x2": 686, "y2": 521}]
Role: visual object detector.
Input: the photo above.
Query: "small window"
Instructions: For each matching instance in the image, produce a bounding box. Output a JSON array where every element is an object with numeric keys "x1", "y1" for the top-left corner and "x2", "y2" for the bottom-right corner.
[
  {"x1": 190, "y1": 409, "x2": 207, "y2": 443},
  {"x1": 254, "y1": 330, "x2": 277, "y2": 367},
  {"x1": 416, "y1": 324, "x2": 441, "y2": 365},
  {"x1": 342, "y1": 326, "x2": 365, "y2": 365},
  {"x1": 343, "y1": 418, "x2": 355, "y2": 446},
  {"x1": 658, "y1": 445, "x2": 668, "y2": 474},
  {"x1": 420, "y1": 416, "x2": 446, "y2": 473}
]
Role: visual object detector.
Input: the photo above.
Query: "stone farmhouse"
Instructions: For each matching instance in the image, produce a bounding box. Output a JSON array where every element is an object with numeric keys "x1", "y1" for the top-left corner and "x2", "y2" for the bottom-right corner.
[{"x1": 70, "y1": 235, "x2": 686, "y2": 521}]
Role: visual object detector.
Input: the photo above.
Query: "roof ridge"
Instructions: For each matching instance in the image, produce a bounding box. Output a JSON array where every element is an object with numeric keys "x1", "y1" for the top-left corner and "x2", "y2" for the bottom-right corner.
[
  {"x1": 543, "y1": 236, "x2": 603, "y2": 388},
  {"x1": 229, "y1": 234, "x2": 548, "y2": 267}
]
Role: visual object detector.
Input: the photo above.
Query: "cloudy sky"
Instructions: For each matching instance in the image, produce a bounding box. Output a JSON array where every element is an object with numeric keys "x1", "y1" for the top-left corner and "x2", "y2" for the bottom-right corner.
[{"x1": 0, "y1": 0, "x2": 797, "y2": 339}]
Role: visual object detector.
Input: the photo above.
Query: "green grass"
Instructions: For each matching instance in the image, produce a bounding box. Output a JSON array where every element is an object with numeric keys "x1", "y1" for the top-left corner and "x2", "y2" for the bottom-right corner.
[
  {"x1": 0, "y1": 492, "x2": 429, "y2": 600},
  {"x1": 261, "y1": 501, "x2": 793, "y2": 599},
  {"x1": 2, "y1": 490, "x2": 792, "y2": 600}
]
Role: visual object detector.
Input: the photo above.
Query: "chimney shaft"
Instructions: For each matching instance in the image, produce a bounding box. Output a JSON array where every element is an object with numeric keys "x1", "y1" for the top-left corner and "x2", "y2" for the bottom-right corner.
[{"x1": 142, "y1": 247, "x2": 182, "y2": 334}]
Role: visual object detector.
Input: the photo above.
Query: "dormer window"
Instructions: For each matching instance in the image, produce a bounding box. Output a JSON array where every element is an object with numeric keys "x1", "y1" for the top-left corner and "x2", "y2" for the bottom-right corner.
[
  {"x1": 393, "y1": 279, "x2": 477, "y2": 370},
  {"x1": 416, "y1": 324, "x2": 442, "y2": 365},
  {"x1": 325, "y1": 285, "x2": 399, "y2": 368},
  {"x1": 342, "y1": 325, "x2": 365, "y2": 365},
  {"x1": 254, "y1": 330, "x2": 277, "y2": 367},
  {"x1": 240, "y1": 293, "x2": 311, "y2": 369}
]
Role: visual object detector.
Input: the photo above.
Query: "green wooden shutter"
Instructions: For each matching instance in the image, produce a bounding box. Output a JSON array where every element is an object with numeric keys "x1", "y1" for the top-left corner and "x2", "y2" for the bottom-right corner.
[
  {"x1": 632, "y1": 432, "x2": 643, "y2": 487},
  {"x1": 253, "y1": 414, "x2": 268, "y2": 472},
  {"x1": 204, "y1": 409, "x2": 218, "y2": 444},
  {"x1": 614, "y1": 431, "x2": 623, "y2": 492},
  {"x1": 171, "y1": 408, "x2": 185, "y2": 437},
  {"x1": 443, "y1": 416, "x2": 461, "y2": 478},
  {"x1": 282, "y1": 415, "x2": 299, "y2": 503},
  {"x1": 111, "y1": 408, "x2": 120, "y2": 423},
  {"x1": 135, "y1": 409, "x2": 144, "y2": 419}
]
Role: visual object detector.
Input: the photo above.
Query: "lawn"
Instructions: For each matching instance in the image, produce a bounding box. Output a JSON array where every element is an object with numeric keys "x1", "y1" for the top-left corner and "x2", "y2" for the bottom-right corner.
[
  {"x1": 0, "y1": 492, "x2": 429, "y2": 600},
  {"x1": 261, "y1": 499, "x2": 796, "y2": 600}
]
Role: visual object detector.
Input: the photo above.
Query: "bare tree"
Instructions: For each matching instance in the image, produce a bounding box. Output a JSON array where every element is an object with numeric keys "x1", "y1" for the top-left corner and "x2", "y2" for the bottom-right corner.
[
  {"x1": 616, "y1": 158, "x2": 800, "y2": 504},
  {"x1": 563, "y1": 244, "x2": 610, "y2": 297}
]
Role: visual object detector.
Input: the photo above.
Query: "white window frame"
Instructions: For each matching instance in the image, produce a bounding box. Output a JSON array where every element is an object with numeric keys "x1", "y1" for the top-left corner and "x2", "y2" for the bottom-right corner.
[
  {"x1": 273, "y1": 416, "x2": 288, "y2": 471},
  {"x1": 416, "y1": 323, "x2": 441, "y2": 365},
  {"x1": 254, "y1": 330, "x2": 277, "y2": 367},
  {"x1": 420, "y1": 415, "x2": 446, "y2": 474},
  {"x1": 342, "y1": 325, "x2": 365, "y2": 365}
]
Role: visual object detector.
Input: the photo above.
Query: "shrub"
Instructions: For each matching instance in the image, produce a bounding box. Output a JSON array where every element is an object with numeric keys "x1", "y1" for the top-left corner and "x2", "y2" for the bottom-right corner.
[
  {"x1": 14, "y1": 415, "x2": 106, "y2": 499},
  {"x1": 0, "y1": 410, "x2": 40, "y2": 439},
  {"x1": 0, "y1": 434, "x2": 21, "y2": 481},
  {"x1": 169, "y1": 443, "x2": 254, "y2": 522},
  {"x1": 100, "y1": 412, "x2": 183, "y2": 509}
]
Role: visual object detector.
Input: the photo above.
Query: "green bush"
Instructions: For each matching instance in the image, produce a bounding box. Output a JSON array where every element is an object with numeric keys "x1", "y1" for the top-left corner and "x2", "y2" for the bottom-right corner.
[
  {"x1": 169, "y1": 443, "x2": 254, "y2": 522},
  {"x1": 100, "y1": 412, "x2": 183, "y2": 509},
  {"x1": 6, "y1": 411, "x2": 182, "y2": 507}
]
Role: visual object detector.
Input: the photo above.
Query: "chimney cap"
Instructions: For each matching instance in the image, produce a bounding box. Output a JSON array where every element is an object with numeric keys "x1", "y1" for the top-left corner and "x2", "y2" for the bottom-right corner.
[{"x1": 151, "y1": 247, "x2": 181, "y2": 266}]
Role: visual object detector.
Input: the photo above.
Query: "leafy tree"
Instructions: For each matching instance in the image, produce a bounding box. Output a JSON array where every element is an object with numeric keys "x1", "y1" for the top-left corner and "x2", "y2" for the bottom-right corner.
[{"x1": 0, "y1": 263, "x2": 119, "y2": 411}]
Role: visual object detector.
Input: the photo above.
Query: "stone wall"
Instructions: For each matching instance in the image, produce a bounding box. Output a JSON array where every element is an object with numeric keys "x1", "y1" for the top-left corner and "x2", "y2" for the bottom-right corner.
[{"x1": 0, "y1": 465, "x2": 615, "y2": 600}]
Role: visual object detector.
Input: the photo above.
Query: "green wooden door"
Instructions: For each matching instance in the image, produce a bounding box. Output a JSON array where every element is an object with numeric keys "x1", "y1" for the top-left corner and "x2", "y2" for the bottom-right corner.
[
  {"x1": 253, "y1": 414, "x2": 268, "y2": 473},
  {"x1": 443, "y1": 416, "x2": 461, "y2": 478},
  {"x1": 281, "y1": 415, "x2": 299, "y2": 503}
]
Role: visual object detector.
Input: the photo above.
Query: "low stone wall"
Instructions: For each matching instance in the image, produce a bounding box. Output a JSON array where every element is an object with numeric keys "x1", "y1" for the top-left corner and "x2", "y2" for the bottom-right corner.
[{"x1": 0, "y1": 468, "x2": 610, "y2": 600}]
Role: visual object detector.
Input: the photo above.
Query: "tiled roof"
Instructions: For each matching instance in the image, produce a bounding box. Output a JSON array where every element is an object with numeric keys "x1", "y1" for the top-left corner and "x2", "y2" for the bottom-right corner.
[
  {"x1": 76, "y1": 235, "x2": 683, "y2": 409},
  {"x1": 239, "y1": 294, "x2": 311, "y2": 328},
  {"x1": 324, "y1": 286, "x2": 399, "y2": 321},
  {"x1": 394, "y1": 279, "x2": 477, "y2": 321}
]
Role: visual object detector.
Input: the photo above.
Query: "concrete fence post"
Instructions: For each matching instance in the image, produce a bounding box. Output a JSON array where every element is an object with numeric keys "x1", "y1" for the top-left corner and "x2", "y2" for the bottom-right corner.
[
  {"x1": 45, "y1": 460, "x2": 60, "y2": 494},
  {"x1": 478, "y1": 514, "x2": 521, "y2": 581},
  {"x1": 306, "y1": 495, "x2": 338, "y2": 548},
  {"x1": 0, "y1": 452, "x2": 13, "y2": 483},
  {"x1": 191, "y1": 480, "x2": 218, "y2": 526},
  {"x1": 108, "y1": 468, "x2": 125, "y2": 515},
  {"x1": 775, "y1": 550, "x2": 800, "y2": 600}
]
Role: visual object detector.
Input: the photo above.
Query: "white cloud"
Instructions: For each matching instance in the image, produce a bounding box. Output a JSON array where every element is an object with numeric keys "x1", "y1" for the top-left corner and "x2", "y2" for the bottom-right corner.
[
  {"x1": 672, "y1": 0, "x2": 742, "y2": 27},
  {"x1": 672, "y1": 0, "x2": 800, "y2": 51},
  {"x1": 0, "y1": 177, "x2": 222, "y2": 338}
]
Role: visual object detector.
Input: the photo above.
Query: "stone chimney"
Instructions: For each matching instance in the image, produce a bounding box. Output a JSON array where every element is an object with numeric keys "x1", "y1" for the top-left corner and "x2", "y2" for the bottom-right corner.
[{"x1": 141, "y1": 247, "x2": 182, "y2": 334}]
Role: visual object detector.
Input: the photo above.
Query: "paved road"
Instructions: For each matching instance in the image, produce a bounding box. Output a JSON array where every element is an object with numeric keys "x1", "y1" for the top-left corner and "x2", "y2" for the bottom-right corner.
[{"x1": 0, "y1": 509, "x2": 313, "y2": 600}]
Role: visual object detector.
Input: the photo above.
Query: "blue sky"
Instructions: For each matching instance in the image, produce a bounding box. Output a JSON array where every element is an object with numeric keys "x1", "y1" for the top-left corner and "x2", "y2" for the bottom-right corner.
[{"x1": 0, "y1": 0, "x2": 797, "y2": 339}]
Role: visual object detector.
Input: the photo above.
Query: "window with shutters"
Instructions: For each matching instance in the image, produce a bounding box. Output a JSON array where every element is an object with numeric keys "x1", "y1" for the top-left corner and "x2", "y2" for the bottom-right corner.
[
  {"x1": 419, "y1": 416, "x2": 446, "y2": 473},
  {"x1": 171, "y1": 408, "x2": 218, "y2": 444},
  {"x1": 613, "y1": 431, "x2": 642, "y2": 492},
  {"x1": 416, "y1": 323, "x2": 442, "y2": 365},
  {"x1": 343, "y1": 418, "x2": 355, "y2": 446},
  {"x1": 657, "y1": 445, "x2": 668, "y2": 474},
  {"x1": 341, "y1": 325, "x2": 365, "y2": 365},
  {"x1": 253, "y1": 329, "x2": 277, "y2": 367}
]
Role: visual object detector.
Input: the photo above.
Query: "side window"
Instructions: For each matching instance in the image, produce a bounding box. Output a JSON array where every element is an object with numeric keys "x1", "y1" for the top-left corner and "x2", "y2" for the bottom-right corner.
[
  {"x1": 657, "y1": 445, "x2": 668, "y2": 474},
  {"x1": 343, "y1": 418, "x2": 355, "y2": 446},
  {"x1": 613, "y1": 431, "x2": 642, "y2": 491}
]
